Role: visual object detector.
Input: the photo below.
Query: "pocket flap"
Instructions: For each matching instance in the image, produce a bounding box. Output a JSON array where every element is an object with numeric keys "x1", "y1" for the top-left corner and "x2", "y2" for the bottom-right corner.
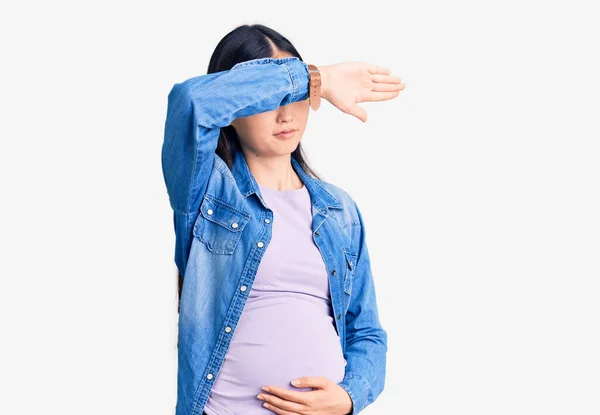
[
  {"x1": 199, "y1": 195, "x2": 251, "y2": 232},
  {"x1": 344, "y1": 250, "x2": 357, "y2": 270}
]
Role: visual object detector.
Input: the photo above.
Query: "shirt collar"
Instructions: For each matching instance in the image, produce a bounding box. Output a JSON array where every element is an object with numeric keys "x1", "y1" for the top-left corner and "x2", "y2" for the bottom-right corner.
[{"x1": 230, "y1": 147, "x2": 343, "y2": 215}]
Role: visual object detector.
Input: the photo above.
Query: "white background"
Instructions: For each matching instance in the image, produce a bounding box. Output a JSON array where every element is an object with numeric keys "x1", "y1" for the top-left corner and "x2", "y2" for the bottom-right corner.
[{"x1": 1, "y1": 1, "x2": 599, "y2": 414}]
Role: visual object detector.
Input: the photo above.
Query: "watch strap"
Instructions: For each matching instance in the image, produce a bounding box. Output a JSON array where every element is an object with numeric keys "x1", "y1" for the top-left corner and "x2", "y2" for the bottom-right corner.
[{"x1": 308, "y1": 64, "x2": 321, "y2": 111}]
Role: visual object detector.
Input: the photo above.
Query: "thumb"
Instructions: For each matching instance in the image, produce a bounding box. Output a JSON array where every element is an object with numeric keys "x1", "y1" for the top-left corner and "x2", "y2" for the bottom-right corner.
[{"x1": 349, "y1": 103, "x2": 367, "y2": 123}]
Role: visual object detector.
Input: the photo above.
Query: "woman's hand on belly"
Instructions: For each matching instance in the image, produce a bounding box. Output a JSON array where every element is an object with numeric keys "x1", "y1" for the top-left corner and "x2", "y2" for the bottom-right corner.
[{"x1": 256, "y1": 376, "x2": 352, "y2": 415}]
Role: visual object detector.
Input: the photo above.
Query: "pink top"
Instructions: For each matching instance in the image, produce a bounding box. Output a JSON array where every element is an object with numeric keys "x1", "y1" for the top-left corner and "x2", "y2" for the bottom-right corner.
[{"x1": 203, "y1": 183, "x2": 346, "y2": 415}]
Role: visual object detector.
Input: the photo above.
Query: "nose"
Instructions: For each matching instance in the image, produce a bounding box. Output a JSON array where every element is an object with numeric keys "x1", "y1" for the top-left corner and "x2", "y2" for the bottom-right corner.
[{"x1": 276, "y1": 106, "x2": 294, "y2": 124}]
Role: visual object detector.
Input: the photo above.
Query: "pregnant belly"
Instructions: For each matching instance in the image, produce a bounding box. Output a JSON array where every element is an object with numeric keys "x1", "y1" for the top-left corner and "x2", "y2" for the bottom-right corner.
[{"x1": 205, "y1": 293, "x2": 346, "y2": 415}]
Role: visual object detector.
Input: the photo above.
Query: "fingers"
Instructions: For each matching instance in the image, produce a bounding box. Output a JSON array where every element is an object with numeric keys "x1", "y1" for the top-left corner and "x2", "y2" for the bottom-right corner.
[
  {"x1": 371, "y1": 73, "x2": 403, "y2": 84},
  {"x1": 365, "y1": 73, "x2": 405, "y2": 100},
  {"x1": 370, "y1": 79, "x2": 405, "y2": 93},
  {"x1": 364, "y1": 90, "x2": 401, "y2": 102},
  {"x1": 368, "y1": 64, "x2": 391, "y2": 75}
]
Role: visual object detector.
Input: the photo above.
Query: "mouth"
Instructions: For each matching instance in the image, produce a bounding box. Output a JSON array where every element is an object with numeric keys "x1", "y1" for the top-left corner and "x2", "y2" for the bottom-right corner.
[{"x1": 274, "y1": 129, "x2": 297, "y2": 139}]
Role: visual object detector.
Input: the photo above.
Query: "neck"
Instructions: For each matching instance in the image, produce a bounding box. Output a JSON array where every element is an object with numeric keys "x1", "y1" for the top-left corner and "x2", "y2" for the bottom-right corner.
[{"x1": 244, "y1": 150, "x2": 303, "y2": 191}]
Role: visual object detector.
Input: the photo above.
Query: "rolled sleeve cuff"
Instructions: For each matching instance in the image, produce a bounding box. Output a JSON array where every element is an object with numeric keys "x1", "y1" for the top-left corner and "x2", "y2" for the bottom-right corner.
[
  {"x1": 282, "y1": 58, "x2": 309, "y2": 102},
  {"x1": 337, "y1": 371, "x2": 371, "y2": 415}
]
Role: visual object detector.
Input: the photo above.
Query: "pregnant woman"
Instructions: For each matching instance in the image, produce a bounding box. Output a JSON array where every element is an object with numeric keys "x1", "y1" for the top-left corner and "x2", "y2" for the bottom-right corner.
[{"x1": 161, "y1": 23, "x2": 405, "y2": 415}]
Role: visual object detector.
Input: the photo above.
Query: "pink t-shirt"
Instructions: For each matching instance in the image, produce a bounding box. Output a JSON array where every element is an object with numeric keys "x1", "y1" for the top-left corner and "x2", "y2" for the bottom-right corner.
[{"x1": 203, "y1": 183, "x2": 346, "y2": 415}]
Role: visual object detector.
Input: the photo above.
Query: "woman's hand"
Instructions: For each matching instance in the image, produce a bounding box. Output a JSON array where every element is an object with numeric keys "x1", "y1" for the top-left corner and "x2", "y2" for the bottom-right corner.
[
  {"x1": 318, "y1": 62, "x2": 405, "y2": 123},
  {"x1": 257, "y1": 376, "x2": 353, "y2": 414}
]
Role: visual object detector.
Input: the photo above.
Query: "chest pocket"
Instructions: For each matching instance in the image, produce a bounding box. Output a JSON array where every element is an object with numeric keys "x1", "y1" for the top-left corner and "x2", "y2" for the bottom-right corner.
[
  {"x1": 343, "y1": 250, "x2": 358, "y2": 295},
  {"x1": 193, "y1": 194, "x2": 251, "y2": 254}
]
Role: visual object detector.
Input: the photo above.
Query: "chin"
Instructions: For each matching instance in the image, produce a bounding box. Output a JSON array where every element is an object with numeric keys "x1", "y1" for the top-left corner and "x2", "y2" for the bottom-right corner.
[{"x1": 271, "y1": 142, "x2": 299, "y2": 156}]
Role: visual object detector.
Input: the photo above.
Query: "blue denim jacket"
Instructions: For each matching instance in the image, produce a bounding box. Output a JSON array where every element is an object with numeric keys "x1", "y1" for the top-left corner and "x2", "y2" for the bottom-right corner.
[{"x1": 161, "y1": 56, "x2": 387, "y2": 415}]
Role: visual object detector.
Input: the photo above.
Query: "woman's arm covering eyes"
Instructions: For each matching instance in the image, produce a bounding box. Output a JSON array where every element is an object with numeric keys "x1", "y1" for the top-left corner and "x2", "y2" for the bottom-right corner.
[{"x1": 161, "y1": 57, "x2": 309, "y2": 277}]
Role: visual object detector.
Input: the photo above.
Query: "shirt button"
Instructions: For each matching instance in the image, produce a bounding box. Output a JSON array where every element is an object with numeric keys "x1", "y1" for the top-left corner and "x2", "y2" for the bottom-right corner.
[
  {"x1": 257, "y1": 241, "x2": 264, "y2": 248},
  {"x1": 240, "y1": 285, "x2": 247, "y2": 292},
  {"x1": 231, "y1": 222, "x2": 239, "y2": 229},
  {"x1": 207, "y1": 373, "x2": 214, "y2": 380},
  {"x1": 314, "y1": 231, "x2": 319, "y2": 236},
  {"x1": 337, "y1": 314, "x2": 341, "y2": 320},
  {"x1": 207, "y1": 209, "x2": 213, "y2": 215},
  {"x1": 331, "y1": 270, "x2": 337, "y2": 275},
  {"x1": 264, "y1": 218, "x2": 271, "y2": 224},
  {"x1": 225, "y1": 326, "x2": 232, "y2": 333}
]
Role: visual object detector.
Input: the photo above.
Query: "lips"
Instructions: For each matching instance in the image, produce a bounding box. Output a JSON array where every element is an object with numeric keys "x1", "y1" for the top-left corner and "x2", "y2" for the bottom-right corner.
[
  {"x1": 275, "y1": 129, "x2": 296, "y2": 135},
  {"x1": 274, "y1": 129, "x2": 297, "y2": 139}
]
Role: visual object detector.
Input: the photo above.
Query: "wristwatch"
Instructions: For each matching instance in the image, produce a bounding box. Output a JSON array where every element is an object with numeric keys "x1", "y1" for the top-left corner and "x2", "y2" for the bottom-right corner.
[{"x1": 308, "y1": 64, "x2": 321, "y2": 111}]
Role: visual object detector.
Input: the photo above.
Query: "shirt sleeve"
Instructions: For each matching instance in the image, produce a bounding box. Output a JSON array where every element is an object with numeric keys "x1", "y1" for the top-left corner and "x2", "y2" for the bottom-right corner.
[
  {"x1": 161, "y1": 56, "x2": 309, "y2": 276},
  {"x1": 337, "y1": 201, "x2": 388, "y2": 415}
]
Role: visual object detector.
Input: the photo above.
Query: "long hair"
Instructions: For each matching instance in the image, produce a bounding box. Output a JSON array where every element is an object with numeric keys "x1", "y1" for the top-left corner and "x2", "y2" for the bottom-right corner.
[{"x1": 177, "y1": 24, "x2": 322, "y2": 311}]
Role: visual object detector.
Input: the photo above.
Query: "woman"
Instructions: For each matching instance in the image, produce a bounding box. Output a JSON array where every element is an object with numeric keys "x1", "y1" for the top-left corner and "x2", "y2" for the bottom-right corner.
[{"x1": 161, "y1": 24, "x2": 405, "y2": 415}]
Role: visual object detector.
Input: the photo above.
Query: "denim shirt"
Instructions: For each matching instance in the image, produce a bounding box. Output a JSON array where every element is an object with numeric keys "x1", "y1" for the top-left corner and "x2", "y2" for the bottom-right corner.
[{"x1": 161, "y1": 56, "x2": 387, "y2": 415}]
